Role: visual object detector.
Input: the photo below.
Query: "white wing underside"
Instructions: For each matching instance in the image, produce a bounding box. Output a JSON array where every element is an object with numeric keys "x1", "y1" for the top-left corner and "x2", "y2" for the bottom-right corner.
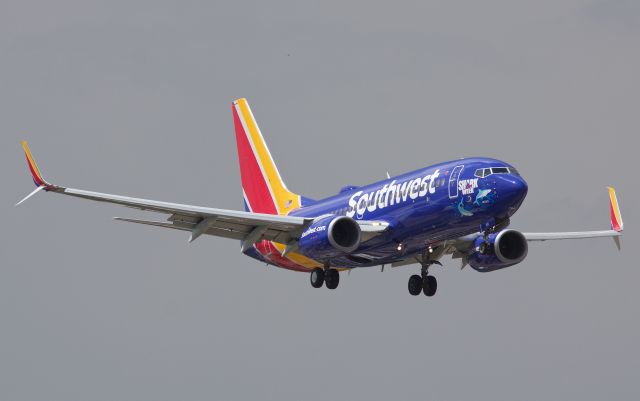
[{"x1": 522, "y1": 230, "x2": 621, "y2": 241}]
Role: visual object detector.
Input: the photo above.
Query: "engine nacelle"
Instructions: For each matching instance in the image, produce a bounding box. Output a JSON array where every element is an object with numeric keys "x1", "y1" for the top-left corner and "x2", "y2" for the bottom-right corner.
[
  {"x1": 297, "y1": 215, "x2": 361, "y2": 259},
  {"x1": 468, "y1": 229, "x2": 528, "y2": 272}
]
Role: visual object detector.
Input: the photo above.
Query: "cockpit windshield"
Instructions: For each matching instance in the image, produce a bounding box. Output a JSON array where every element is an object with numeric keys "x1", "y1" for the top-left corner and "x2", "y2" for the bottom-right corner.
[{"x1": 474, "y1": 166, "x2": 520, "y2": 178}]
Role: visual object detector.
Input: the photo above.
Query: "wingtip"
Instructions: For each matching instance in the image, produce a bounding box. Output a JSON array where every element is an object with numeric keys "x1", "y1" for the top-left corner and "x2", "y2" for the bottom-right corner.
[
  {"x1": 608, "y1": 186, "x2": 623, "y2": 232},
  {"x1": 15, "y1": 185, "x2": 46, "y2": 206},
  {"x1": 21, "y1": 140, "x2": 51, "y2": 188}
]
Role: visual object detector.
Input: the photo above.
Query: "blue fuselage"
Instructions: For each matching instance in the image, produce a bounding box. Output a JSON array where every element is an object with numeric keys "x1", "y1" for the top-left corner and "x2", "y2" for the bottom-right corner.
[{"x1": 248, "y1": 157, "x2": 528, "y2": 269}]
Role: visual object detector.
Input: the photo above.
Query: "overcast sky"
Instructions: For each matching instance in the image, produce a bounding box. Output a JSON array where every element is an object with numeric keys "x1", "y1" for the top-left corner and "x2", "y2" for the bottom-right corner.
[{"x1": 1, "y1": 1, "x2": 639, "y2": 400}]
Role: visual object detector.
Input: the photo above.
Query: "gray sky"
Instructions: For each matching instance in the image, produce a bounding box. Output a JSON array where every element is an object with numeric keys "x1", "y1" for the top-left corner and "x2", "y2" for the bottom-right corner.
[{"x1": 1, "y1": 1, "x2": 639, "y2": 400}]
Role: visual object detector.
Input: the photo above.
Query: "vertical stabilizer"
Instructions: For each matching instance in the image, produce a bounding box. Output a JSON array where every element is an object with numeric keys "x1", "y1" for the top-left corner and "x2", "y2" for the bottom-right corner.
[{"x1": 232, "y1": 99, "x2": 302, "y2": 215}]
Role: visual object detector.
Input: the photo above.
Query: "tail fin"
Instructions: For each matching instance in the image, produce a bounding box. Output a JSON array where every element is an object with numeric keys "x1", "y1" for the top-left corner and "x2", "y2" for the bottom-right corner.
[{"x1": 232, "y1": 98, "x2": 302, "y2": 215}]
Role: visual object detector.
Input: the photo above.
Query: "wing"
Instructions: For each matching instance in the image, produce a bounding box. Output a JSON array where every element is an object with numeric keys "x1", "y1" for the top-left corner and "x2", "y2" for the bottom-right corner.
[
  {"x1": 522, "y1": 187, "x2": 623, "y2": 249},
  {"x1": 17, "y1": 142, "x2": 388, "y2": 249}
]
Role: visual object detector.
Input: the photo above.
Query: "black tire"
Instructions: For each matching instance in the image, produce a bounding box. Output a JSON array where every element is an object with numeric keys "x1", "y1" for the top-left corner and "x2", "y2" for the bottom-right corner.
[
  {"x1": 310, "y1": 268, "x2": 325, "y2": 288},
  {"x1": 325, "y1": 269, "x2": 340, "y2": 290},
  {"x1": 408, "y1": 274, "x2": 422, "y2": 296},
  {"x1": 423, "y1": 275, "x2": 437, "y2": 297}
]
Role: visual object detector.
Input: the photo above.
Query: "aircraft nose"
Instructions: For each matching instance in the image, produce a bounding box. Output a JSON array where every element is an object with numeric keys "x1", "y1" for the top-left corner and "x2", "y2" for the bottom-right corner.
[{"x1": 495, "y1": 174, "x2": 528, "y2": 209}]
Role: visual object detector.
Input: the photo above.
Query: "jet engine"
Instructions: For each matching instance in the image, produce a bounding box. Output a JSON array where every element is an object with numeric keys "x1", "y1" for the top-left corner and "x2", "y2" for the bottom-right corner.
[
  {"x1": 468, "y1": 229, "x2": 528, "y2": 272},
  {"x1": 297, "y1": 215, "x2": 361, "y2": 259}
]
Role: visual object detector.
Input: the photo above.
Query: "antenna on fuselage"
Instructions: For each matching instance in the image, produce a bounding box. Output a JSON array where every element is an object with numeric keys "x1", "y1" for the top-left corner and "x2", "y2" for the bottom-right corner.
[{"x1": 386, "y1": 171, "x2": 391, "y2": 179}]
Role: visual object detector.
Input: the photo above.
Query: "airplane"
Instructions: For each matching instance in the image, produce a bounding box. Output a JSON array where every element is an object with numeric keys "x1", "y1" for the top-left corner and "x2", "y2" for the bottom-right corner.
[{"x1": 17, "y1": 98, "x2": 624, "y2": 297}]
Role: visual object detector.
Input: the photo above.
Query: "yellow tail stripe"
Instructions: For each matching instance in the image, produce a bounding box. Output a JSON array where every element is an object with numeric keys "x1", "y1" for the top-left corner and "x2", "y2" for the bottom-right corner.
[{"x1": 236, "y1": 99, "x2": 300, "y2": 215}]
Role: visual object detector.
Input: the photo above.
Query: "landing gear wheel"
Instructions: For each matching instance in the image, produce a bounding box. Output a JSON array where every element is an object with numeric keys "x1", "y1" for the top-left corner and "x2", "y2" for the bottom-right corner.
[
  {"x1": 423, "y1": 275, "x2": 437, "y2": 297},
  {"x1": 325, "y1": 269, "x2": 340, "y2": 290},
  {"x1": 310, "y1": 268, "x2": 324, "y2": 288},
  {"x1": 408, "y1": 274, "x2": 422, "y2": 296}
]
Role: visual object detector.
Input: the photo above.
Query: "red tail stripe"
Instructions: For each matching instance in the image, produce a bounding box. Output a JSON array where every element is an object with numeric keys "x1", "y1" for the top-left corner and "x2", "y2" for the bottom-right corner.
[
  {"x1": 233, "y1": 105, "x2": 277, "y2": 214},
  {"x1": 25, "y1": 155, "x2": 45, "y2": 187}
]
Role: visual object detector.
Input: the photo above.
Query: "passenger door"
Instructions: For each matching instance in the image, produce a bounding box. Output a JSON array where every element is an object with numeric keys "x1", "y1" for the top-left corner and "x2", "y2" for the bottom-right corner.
[{"x1": 448, "y1": 165, "x2": 464, "y2": 199}]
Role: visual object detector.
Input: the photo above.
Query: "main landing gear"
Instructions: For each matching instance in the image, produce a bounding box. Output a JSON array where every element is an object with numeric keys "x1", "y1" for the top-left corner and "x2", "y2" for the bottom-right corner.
[
  {"x1": 310, "y1": 267, "x2": 340, "y2": 290},
  {"x1": 408, "y1": 260, "x2": 440, "y2": 297}
]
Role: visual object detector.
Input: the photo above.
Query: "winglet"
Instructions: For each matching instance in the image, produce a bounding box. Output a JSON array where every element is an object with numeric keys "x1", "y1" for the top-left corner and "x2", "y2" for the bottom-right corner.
[
  {"x1": 22, "y1": 141, "x2": 51, "y2": 188},
  {"x1": 17, "y1": 141, "x2": 57, "y2": 206},
  {"x1": 608, "y1": 187, "x2": 623, "y2": 232}
]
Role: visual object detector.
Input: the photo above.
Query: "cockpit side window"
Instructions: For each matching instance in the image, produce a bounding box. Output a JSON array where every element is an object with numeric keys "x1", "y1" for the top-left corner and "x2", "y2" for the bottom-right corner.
[
  {"x1": 476, "y1": 166, "x2": 519, "y2": 178},
  {"x1": 491, "y1": 167, "x2": 509, "y2": 174}
]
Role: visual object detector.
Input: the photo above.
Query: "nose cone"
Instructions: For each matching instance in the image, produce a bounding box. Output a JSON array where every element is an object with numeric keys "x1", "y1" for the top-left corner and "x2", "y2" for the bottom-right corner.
[{"x1": 495, "y1": 174, "x2": 528, "y2": 215}]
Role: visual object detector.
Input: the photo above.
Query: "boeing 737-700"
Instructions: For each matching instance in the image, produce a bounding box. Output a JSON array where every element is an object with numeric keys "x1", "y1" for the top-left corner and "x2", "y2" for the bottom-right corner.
[{"x1": 17, "y1": 98, "x2": 624, "y2": 297}]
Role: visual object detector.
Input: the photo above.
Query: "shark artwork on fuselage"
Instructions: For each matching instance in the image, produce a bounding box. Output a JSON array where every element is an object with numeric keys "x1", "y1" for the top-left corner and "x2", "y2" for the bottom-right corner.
[{"x1": 17, "y1": 98, "x2": 625, "y2": 298}]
